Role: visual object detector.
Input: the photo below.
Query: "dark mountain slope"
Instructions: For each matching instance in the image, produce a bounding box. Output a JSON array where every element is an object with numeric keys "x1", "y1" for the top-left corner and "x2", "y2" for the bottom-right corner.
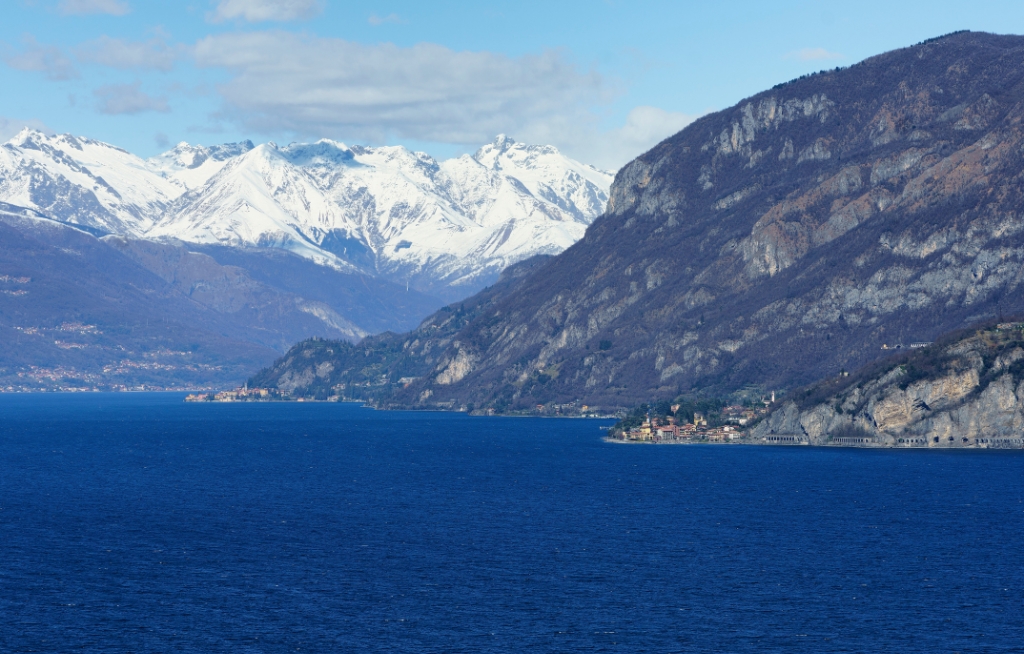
[
  {"x1": 247, "y1": 255, "x2": 552, "y2": 401},
  {"x1": 187, "y1": 245, "x2": 442, "y2": 336},
  {"x1": 104, "y1": 239, "x2": 442, "y2": 346},
  {"x1": 0, "y1": 207, "x2": 276, "y2": 389},
  {"x1": 0, "y1": 205, "x2": 441, "y2": 389},
  {"x1": 257, "y1": 31, "x2": 1024, "y2": 411}
]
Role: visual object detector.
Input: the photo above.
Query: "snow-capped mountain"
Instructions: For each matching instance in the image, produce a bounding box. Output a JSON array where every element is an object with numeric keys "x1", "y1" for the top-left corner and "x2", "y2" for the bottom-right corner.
[
  {"x1": 146, "y1": 140, "x2": 255, "y2": 192},
  {"x1": 0, "y1": 129, "x2": 612, "y2": 297},
  {"x1": 467, "y1": 135, "x2": 609, "y2": 222},
  {"x1": 0, "y1": 129, "x2": 177, "y2": 235},
  {"x1": 149, "y1": 135, "x2": 612, "y2": 295}
]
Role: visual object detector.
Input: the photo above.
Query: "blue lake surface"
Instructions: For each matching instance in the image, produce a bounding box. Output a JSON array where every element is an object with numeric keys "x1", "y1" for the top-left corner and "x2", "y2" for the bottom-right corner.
[{"x1": 1, "y1": 393, "x2": 1022, "y2": 652}]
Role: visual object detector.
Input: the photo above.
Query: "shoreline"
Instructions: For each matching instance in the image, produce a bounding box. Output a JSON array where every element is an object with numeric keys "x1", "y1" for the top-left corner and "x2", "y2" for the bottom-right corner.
[
  {"x1": 602, "y1": 436, "x2": 1024, "y2": 450},
  {"x1": 184, "y1": 392, "x2": 622, "y2": 418},
  {"x1": 1, "y1": 390, "x2": 622, "y2": 418}
]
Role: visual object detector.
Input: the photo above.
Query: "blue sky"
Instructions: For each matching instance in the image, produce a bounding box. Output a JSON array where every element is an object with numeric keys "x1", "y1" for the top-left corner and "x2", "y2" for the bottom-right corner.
[{"x1": 3, "y1": 0, "x2": 1024, "y2": 168}]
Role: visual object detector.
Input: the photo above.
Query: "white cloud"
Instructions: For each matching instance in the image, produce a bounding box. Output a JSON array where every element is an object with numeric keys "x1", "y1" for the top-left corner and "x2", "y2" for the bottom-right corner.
[
  {"x1": 4, "y1": 36, "x2": 78, "y2": 80},
  {"x1": 57, "y1": 0, "x2": 130, "y2": 16},
  {"x1": 94, "y1": 82, "x2": 170, "y2": 114},
  {"x1": 0, "y1": 116, "x2": 52, "y2": 142},
  {"x1": 188, "y1": 31, "x2": 696, "y2": 170},
  {"x1": 785, "y1": 47, "x2": 844, "y2": 62},
  {"x1": 520, "y1": 105, "x2": 700, "y2": 171},
  {"x1": 210, "y1": 0, "x2": 323, "y2": 22},
  {"x1": 193, "y1": 32, "x2": 609, "y2": 146},
  {"x1": 368, "y1": 13, "x2": 402, "y2": 26},
  {"x1": 75, "y1": 35, "x2": 188, "y2": 71},
  {"x1": 591, "y1": 106, "x2": 699, "y2": 168}
]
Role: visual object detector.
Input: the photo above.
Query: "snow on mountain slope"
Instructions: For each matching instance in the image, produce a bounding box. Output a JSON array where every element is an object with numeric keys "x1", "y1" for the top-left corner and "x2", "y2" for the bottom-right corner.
[
  {"x1": 0, "y1": 129, "x2": 177, "y2": 235},
  {"x1": 148, "y1": 142, "x2": 361, "y2": 271},
  {"x1": 465, "y1": 135, "x2": 611, "y2": 221},
  {"x1": 145, "y1": 140, "x2": 255, "y2": 192},
  {"x1": 0, "y1": 129, "x2": 613, "y2": 298},
  {"x1": 149, "y1": 136, "x2": 613, "y2": 296}
]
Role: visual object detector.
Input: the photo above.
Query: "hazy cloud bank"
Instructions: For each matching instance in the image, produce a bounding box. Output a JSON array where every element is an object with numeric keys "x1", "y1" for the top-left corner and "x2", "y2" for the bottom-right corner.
[
  {"x1": 210, "y1": 0, "x2": 323, "y2": 23},
  {"x1": 57, "y1": 0, "x2": 130, "y2": 16},
  {"x1": 4, "y1": 36, "x2": 78, "y2": 80},
  {"x1": 76, "y1": 35, "x2": 188, "y2": 71},
  {"x1": 94, "y1": 82, "x2": 170, "y2": 114},
  {"x1": 2, "y1": 24, "x2": 697, "y2": 168},
  {"x1": 193, "y1": 31, "x2": 690, "y2": 168},
  {"x1": 194, "y1": 32, "x2": 606, "y2": 146}
]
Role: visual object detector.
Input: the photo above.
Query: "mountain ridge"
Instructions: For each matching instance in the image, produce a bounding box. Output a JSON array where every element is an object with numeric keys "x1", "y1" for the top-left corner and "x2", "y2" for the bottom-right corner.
[
  {"x1": 249, "y1": 31, "x2": 1024, "y2": 412},
  {"x1": 0, "y1": 129, "x2": 611, "y2": 300}
]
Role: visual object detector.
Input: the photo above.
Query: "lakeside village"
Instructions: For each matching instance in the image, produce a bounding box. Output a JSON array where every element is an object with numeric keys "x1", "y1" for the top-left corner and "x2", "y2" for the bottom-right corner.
[
  {"x1": 185, "y1": 386, "x2": 282, "y2": 402},
  {"x1": 612, "y1": 395, "x2": 775, "y2": 443}
]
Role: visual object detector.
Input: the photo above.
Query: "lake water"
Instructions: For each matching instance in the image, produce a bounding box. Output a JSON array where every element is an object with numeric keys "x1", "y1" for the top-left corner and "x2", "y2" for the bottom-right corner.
[{"x1": 1, "y1": 393, "x2": 1022, "y2": 652}]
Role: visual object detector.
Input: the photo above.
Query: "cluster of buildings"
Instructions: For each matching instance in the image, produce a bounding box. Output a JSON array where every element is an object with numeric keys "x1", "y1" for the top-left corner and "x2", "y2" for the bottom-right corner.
[
  {"x1": 533, "y1": 400, "x2": 593, "y2": 416},
  {"x1": 618, "y1": 414, "x2": 745, "y2": 443},
  {"x1": 616, "y1": 402, "x2": 771, "y2": 444},
  {"x1": 185, "y1": 386, "x2": 274, "y2": 402},
  {"x1": 1, "y1": 275, "x2": 31, "y2": 297},
  {"x1": 2, "y1": 361, "x2": 208, "y2": 392},
  {"x1": 881, "y1": 342, "x2": 932, "y2": 350},
  {"x1": 720, "y1": 404, "x2": 765, "y2": 425}
]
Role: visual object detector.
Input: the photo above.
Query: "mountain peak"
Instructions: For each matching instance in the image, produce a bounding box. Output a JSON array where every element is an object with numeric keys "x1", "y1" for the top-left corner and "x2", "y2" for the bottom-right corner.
[
  {"x1": 13, "y1": 126, "x2": 43, "y2": 138},
  {"x1": 281, "y1": 139, "x2": 356, "y2": 166},
  {"x1": 7, "y1": 127, "x2": 47, "y2": 148},
  {"x1": 472, "y1": 134, "x2": 520, "y2": 160},
  {"x1": 147, "y1": 140, "x2": 257, "y2": 186}
]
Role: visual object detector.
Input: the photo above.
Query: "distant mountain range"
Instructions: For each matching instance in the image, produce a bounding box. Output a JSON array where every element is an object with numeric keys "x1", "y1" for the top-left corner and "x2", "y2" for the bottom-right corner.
[
  {"x1": 0, "y1": 130, "x2": 611, "y2": 299},
  {"x1": 0, "y1": 132, "x2": 611, "y2": 389},
  {"x1": 250, "y1": 31, "x2": 1024, "y2": 413}
]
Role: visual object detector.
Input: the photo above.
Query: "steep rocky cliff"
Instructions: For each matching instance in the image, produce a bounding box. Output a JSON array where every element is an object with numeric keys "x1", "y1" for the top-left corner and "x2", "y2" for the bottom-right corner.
[
  {"x1": 753, "y1": 321, "x2": 1024, "y2": 447},
  {"x1": 256, "y1": 32, "x2": 1024, "y2": 411}
]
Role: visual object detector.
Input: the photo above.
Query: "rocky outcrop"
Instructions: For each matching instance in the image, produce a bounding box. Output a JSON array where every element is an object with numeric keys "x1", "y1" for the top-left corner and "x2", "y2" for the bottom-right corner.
[{"x1": 752, "y1": 323, "x2": 1024, "y2": 447}]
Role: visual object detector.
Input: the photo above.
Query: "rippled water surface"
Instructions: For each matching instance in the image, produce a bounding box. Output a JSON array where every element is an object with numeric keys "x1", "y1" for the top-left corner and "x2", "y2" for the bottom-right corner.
[{"x1": 1, "y1": 393, "x2": 1022, "y2": 652}]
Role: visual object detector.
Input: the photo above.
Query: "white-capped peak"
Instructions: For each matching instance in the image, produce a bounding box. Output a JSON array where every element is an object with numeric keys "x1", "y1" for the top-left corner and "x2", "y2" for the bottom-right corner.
[{"x1": 7, "y1": 127, "x2": 48, "y2": 147}]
